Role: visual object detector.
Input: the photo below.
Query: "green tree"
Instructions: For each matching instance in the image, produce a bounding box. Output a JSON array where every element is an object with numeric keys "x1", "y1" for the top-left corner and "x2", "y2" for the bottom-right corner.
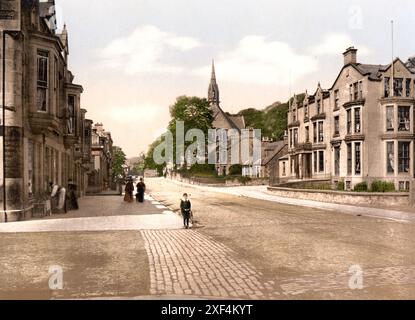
[
  {"x1": 168, "y1": 96, "x2": 213, "y2": 168},
  {"x1": 144, "y1": 138, "x2": 166, "y2": 176},
  {"x1": 112, "y1": 146, "x2": 127, "y2": 180}
]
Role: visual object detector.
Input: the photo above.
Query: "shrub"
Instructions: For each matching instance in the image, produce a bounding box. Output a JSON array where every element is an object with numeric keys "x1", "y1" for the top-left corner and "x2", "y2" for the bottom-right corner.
[
  {"x1": 337, "y1": 181, "x2": 345, "y2": 191},
  {"x1": 370, "y1": 180, "x2": 395, "y2": 193},
  {"x1": 229, "y1": 164, "x2": 242, "y2": 176},
  {"x1": 353, "y1": 182, "x2": 368, "y2": 192}
]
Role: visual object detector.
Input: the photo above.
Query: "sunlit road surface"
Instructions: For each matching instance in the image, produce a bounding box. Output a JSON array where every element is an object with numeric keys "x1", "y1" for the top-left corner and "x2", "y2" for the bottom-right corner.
[{"x1": 1, "y1": 180, "x2": 415, "y2": 300}]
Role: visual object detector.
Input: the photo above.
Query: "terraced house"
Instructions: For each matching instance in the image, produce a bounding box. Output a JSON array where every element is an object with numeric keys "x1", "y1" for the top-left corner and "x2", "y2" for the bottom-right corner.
[
  {"x1": 281, "y1": 47, "x2": 415, "y2": 191},
  {"x1": 0, "y1": 0, "x2": 97, "y2": 221}
]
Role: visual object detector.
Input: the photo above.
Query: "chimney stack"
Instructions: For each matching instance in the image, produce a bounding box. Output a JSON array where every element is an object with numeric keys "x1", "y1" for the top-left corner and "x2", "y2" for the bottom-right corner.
[{"x1": 343, "y1": 47, "x2": 358, "y2": 65}]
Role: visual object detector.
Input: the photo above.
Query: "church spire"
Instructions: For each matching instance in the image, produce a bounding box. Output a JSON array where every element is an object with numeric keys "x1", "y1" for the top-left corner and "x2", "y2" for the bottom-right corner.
[{"x1": 208, "y1": 60, "x2": 220, "y2": 106}]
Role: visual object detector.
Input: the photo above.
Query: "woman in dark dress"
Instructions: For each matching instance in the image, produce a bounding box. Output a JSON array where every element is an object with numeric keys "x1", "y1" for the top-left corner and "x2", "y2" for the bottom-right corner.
[
  {"x1": 68, "y1": 180, "x2": 79, "y2": 210},
  {"x1": 124, "y1": 179, "x2": 134, "y2": 202},
  {"x1": 180, "y1": 193, "x2": 192, "y2": 229}
]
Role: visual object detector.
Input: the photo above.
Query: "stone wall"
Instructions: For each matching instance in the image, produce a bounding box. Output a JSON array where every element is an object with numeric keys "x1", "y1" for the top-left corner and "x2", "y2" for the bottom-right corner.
[{"x1": 267, "y1": 186, "x2": 410, "y2": 207}]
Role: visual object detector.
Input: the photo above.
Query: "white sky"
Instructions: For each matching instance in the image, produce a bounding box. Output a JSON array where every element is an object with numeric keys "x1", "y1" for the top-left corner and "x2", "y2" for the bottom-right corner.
[{"x1": 55, "y1": 0, "x2": 415, "y2": 157}]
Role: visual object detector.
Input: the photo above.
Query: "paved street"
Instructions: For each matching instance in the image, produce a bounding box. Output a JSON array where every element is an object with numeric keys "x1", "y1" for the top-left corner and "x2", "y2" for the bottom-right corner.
[{"x1": 1, "y1": 179, "x2": 415, "y2": 299}]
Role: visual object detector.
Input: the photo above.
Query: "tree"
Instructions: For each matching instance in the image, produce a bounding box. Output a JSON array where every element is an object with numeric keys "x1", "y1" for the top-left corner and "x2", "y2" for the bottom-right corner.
[
  {"x1": 168, "y1": 96, "x2": 213, "y2": 168},
  {"x1": 144, "y1": 137, "x2": 166, "y2": 176},
  {"x1": 112, "y1": 146, "x2": 127, "y2": 180},
  {"x1": 130, "y1": 153, "x2": 146, "y2": 176}
]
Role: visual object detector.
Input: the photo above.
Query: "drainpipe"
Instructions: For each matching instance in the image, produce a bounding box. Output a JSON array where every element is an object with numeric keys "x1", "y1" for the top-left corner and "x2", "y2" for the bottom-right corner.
[{"x1": 2, "y1": 31, "x2": 7, "y2": 222}]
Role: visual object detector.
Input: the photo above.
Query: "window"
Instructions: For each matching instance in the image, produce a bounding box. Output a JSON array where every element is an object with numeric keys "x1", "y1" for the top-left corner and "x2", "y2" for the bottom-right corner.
[
  {"x1": 387, "y1": 142, "x2": 395, "y2": 174},
  {"x1": 334, "y1": 90, "x2": 339, "y2": 109},
  {"x1": 318, "y1": 122, "x2": 324, "y2": 142},
  {"x1": 349, "y1": 85, "x2": 353, "y2": 101},
  {"x1": 398, "y1": 106, "x2": 410, "y2": 132},
  {"x1": 37, "y1": 50, "x2": 49, "y2": 112},
  {"x1": 313, "y1": 123, "x2": 317, "y2": 143},
  {"x1": 304, "y1": 105, "x2": 309, "y2": 119},
  {"x1": 67, "y1": 95, "x2": 76, "y2": 134},
  {"x1": 293, "y1": 129, "x2": 298, "y2": 147},
  {"x1": 347, "y1": 143, "x2": 352, "y2": 175},
  {"x1": 314, "y1": 151, "x2": 318, "y2": 173},
  {"x1": 394, "y1": 78, "x2": 403, "y2": 97},
  {"x1": 317, "y1": 100, "x2": 321, "y2": 114},
  {"x1": 354, "y1": 108, "x2": 361, "y2": 133},
  {"x1": 384, "y1": 77, "x2": 390, "y2": 97},
  {"x1": 305, "y1": 127, "x2": 310, "y2": 143},
  {"x1": 282, "y1": 162, "x2": 286, "y2": 176},
  {"x1": 353, "y1": 82, "x2": 359, "y2": 100},
  {"x1": 334, "y1": 147, "x2": 340, "y2": 176},
  {"x1": 347, "y1": 110, "x2": 352, "y2": 134},
  {"x1": 319, "y1": 151, "x2": 324, "y2": 172},
  {"x1": 334, "y1": 116, "x2": 340, "y2": 135},
  {"x1": 358, "y1": 81, "x2": 363, "y2": 99},
  {"x1": 386, "y1": 106, "x2": 394, "y2": 131},
  {"x1": 399, "y1": 181, "x2": 410, "y2": 191},
  {"x1": 292, "y1": 110, "x2": 297, "y2": 122},
  {"x1": 406, "y1": 79, "x2": 412, "y2": 97},
  {"x1": 355, "y1": 142, "x2": 361, "y2": 175},
  {"x1": 398, "y1": 142, "x2": 410, "y2": 173}
]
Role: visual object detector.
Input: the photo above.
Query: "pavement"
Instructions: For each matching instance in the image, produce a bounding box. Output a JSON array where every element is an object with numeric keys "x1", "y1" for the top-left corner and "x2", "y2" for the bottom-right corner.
[{"x1": 1, "y1": 179, "x2": 415, "y2": 300}]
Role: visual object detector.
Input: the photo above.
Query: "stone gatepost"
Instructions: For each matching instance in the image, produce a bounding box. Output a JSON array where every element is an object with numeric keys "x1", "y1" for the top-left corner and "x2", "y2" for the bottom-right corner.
[{"x1": 410, "y1": 179, "x2": 415, "y2": 207}]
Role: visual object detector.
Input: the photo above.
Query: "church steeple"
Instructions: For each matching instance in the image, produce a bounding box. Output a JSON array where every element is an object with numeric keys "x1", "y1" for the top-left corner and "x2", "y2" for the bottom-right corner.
[{"x1": 208, "y1": 60, "x2": 220, "y2": 106}]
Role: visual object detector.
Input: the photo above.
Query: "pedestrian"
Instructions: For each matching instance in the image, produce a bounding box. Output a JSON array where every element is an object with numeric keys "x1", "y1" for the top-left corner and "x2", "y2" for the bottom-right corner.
[
  {"x1": 50, "y1": 182, "x2": 67, "y2": 213},
  {"x1": 67, "y1": 179, "x2": 79, "y2": 210},
  {"x1": 124, "y1": 178, "x2": 134, "y2": 203},
  {"x1": 136, "y1": 178, "x2": 146, "y2": 203},
  {"x1": 180, "y1": 193, "x2": 192, "y2": 229}
]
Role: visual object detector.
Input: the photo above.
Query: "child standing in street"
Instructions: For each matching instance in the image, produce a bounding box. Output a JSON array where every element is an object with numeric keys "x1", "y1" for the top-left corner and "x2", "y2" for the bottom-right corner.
[{"x1": 180, "y1": 193, "x2": 192, "y2": 229}]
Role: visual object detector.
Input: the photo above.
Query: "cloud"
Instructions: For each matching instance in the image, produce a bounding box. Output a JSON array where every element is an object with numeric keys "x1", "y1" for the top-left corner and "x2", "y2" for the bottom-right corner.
[
  {"x1": 309, "y1": 33, "x2": 371, "y2": 56},
  {"x1": 194, "y1": 35, "x2": 318, "y2": 86},
  {"x1": 98, "y1": 25, "x2": 201, "y2": 75}
]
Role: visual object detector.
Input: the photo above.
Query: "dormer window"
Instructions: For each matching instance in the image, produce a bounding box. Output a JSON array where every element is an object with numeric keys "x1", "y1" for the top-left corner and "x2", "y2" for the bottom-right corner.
[
  {"x1": 384, "y1": 77, "x2": 391, "y2": 97},
  {"x1": 317, "y1": 100, "x2": 321, "y2": 114},
  {"x1": 394, "y1": 78, "x2": 403, "y2": 97}
]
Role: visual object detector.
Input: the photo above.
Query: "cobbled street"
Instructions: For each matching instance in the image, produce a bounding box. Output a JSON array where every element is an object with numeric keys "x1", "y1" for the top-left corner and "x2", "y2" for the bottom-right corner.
[{"x1": 1, "y1": 178, "x2": 415, "y2": 299}]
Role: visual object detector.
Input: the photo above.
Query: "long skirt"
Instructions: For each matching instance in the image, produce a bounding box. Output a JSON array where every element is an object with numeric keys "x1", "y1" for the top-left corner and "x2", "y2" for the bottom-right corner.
[{"x1": 124, "y1": 192, "x2": 133, "y2": 202}]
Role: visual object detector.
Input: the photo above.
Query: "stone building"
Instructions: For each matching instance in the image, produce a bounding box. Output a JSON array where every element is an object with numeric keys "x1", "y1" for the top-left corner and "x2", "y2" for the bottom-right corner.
[
  {"x1": 87, "y1": 123, "x2": 113, "y2": 193},
  {"x1": 281, "y1": 47, "x2": 415, "y2": 191},
  {"x1": 208, "y1": 61, "x2": 247, "y2": 176},
  {"x1": 0, "y1": 0, "x2": 92, "y2": 221}
]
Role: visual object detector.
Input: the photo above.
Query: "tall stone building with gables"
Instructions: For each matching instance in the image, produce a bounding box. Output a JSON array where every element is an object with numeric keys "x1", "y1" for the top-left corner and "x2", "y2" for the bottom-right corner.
[
  {"x1": 0, "y1": 0, "x2": 95, "y2": 221},
  {"x1": 281, "y1": 47, "x2": 415, "y2": 191}
]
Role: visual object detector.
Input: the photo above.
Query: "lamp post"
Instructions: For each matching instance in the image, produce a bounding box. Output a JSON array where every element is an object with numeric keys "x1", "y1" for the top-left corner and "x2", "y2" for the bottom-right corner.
[{"x1": 2, "y1": 30, "x2": 7, "y2": 222}]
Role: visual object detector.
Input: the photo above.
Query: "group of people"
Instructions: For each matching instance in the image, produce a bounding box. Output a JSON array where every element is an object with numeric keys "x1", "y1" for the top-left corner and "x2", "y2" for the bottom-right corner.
[
  {"x1": 123, "y1": 177, "x2": 193, "y2": 229},
  {"x1": 124, "y1": 178, "x2": 146, "y2": 203},
  {"x1": 49, "y1": 179, "x2": 79, "y2": 213}
]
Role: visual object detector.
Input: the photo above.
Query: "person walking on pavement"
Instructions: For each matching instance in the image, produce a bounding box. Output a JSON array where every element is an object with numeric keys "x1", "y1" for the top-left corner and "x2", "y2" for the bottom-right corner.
[
  {"x1": 67, "y1": 179, "x2": 79, "y2": 210},
  {"x1": 124, "y1": 178, "x2": 134, "y2": 203},
  {"x1": 180, "y1": 193, "x2": 192, "y2": 229},
  {"x1": 136, "y1": 178, "x2": 146, "y2": 203}
]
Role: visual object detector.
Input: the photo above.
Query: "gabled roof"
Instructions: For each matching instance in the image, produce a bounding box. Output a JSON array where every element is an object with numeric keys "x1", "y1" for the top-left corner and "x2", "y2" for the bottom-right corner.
[
  {"x1": 262, "y1": 140, "x2": 287, "y2": 166},
  {"x1": 212, "y1": 104, "x2": 245, "y2": 130}
]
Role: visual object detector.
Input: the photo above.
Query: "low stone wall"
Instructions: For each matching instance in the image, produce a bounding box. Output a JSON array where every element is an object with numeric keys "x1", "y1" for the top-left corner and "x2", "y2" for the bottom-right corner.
[{"x1": 267, "y1": 186, "x2": 410, "y2": 207}]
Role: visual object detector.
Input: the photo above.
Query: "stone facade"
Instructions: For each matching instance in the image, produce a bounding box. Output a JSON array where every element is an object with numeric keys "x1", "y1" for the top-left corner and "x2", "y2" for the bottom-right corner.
[
  {"x1": 207, "y1": 61, "x2": 248, "y2": 176},
  {"x1": 88, "y1": 123, "x2": 113, "y2": 193},
  {"x1": 0, "y1": 1, "x2": 107, "y2": 221},
  {"x1": 281, "y1": 47, "x2": 415, "y2": 191}
]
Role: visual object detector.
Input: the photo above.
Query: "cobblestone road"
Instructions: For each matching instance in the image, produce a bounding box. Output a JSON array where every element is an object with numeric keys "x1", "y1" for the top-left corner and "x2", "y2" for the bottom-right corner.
[
  {"x1": 141, "y1": 228, "x2": 415, "y2": 299},
  {"x1": 142, "y1": 229, "x2": 276, "y2": 299}
]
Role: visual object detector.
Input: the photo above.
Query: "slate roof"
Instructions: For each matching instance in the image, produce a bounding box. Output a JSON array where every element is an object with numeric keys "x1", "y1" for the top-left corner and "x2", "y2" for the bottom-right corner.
[{"x1": 262, "y1": 140, "x2": 287, "y2": 166}]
